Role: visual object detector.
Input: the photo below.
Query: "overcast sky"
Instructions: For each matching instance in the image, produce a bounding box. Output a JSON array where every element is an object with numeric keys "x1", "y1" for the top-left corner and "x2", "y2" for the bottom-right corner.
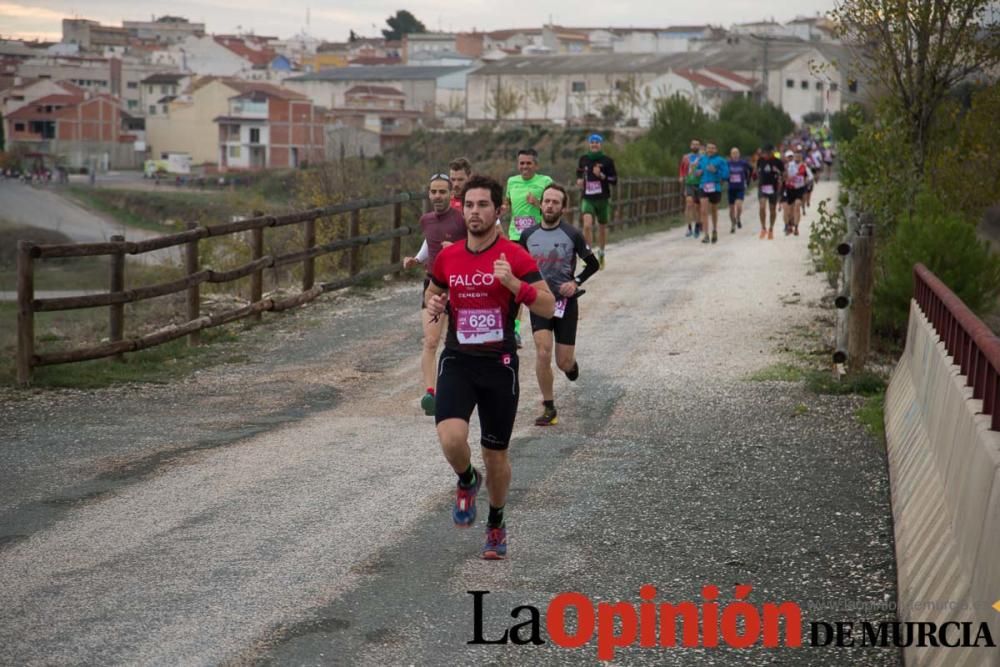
[{"x1": 2, "y1": 0, "x2": 837, "y2": 42}]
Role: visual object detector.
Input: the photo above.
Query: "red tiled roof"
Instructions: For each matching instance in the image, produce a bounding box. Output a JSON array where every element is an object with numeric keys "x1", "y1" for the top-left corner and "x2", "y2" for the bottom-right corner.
[
  {"x1": 345, "y1": 84, "x2": 405, "y2": 97},
  {"x1": 673, "y1": 68, "x2": 732, "y2": 90},
  {"x1": 214, "y1": 36, "x2": 277, "y2": 67},
  {"x1": 205, "y1": 78, "x2": 307, "y2": 100},
  {"x1": 6, "y1": 93, "x2": 84, "y2": 119},
  {"x1": 705, "y1": 67, "x2": 757, "y2": 86},
  {"x1": 55, "y1": 80, "x2": 87, "y2": 95}
]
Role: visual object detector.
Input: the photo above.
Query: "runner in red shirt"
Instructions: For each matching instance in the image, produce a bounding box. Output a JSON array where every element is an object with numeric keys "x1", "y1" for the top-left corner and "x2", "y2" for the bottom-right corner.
[{"x1": 425, "y1": 174, "x2": 555, "y2": 560}]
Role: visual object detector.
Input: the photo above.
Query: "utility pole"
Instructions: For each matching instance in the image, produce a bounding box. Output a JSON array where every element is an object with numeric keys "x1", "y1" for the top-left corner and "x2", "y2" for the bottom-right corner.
[{"x1": 752, "y1": 33, "x2": 776, "y2": 106}]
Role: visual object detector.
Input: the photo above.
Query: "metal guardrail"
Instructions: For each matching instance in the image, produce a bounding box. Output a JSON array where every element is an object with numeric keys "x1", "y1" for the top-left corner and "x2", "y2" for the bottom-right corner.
[{"x1": 913, "y1": 263, "x2": 1000, "y2": 431}]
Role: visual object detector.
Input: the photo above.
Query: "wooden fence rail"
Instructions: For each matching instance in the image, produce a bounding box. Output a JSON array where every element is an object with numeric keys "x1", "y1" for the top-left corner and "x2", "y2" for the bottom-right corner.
[{"x1": 15, "y1": 178, "x2": 684, "y2": 385}]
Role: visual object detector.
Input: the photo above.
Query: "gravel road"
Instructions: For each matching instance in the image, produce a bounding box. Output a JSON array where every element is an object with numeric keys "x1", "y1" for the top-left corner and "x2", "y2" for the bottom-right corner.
[
  {"x1": 0, "y1": 180, "x2": 178, "y2": 265},
  {"x1": 0, "y1": 180, "x2": 900, "y2": 666}
]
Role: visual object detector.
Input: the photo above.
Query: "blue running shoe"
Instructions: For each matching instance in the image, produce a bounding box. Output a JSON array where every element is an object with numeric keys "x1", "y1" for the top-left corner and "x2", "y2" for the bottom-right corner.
[
  {"x1": 452, "y1": 468, "x2": 482, "y2": 527},
  {"x1": 482, "y1": 525, "x2": 507, "y2": 560}
]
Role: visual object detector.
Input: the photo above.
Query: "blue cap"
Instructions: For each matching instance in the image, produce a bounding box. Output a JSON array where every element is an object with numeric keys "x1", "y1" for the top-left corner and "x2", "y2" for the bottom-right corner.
[{"x1": 588, "y1": 133, "x2": 603, "y2": 143}]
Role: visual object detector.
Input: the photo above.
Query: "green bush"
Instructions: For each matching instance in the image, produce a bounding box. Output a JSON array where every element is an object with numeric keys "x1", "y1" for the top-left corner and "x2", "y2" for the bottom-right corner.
[
  {"x1": 807, "y1": 197, "x2": 849, "y2": 288},
  {"x1": 830, "y1": 103, "x2": 871, "y2": 144},
  {"x1": 874, "y1": 190, "x2": 1000, "y2": 335},
  {"x1": 615, "y1": 95, "x2": 795, "y2": 178}
]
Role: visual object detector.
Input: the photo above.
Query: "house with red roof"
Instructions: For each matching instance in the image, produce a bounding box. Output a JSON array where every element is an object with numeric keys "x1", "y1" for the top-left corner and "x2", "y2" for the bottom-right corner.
[
  {"x1": 2, "y1": 84, "x2": 141, "y2": 168},
  {"x1": 213, "y1": 84, "x2": 326, "y2": 170},
  {"x1": 329, "y1": 84, "x2": 423, "y2": 149},
  {"x1": 146, "y1": 76, "x2": 326, "y2": 168}
]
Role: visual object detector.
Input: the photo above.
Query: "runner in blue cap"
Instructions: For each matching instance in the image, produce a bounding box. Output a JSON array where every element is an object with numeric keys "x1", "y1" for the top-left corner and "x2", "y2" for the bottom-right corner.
[{"x1": 576, "y1": 133, "x2": 617, "y2": 269}]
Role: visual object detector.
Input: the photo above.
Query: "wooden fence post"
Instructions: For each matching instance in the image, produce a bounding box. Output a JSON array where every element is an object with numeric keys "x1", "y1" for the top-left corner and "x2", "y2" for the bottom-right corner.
[
  {"x1": 303, "y1": 217, "x2": 316, "y2": 291},
  {"x1": 109, "y1": 234, "x2": 125, "y2": 361},
  {"x1": 16, "y1": 241, "x2": 35, "y2": 386},
  {"x1": 391, "y1": 201, "x2": 402, "y2": 269},
  {"x1": 185, "y1": 221, "x2": 201, "y2": 346},
  {"x1": 250, "y1": 210, "x2": 264, "y2": 323},
  {"x1": 349, "y1": 209, "x2": 361, "y2": 276},
  {"x1": 645, "y1": 180, "x2": 652, "y2": 221},
  {"x1": 848, "y1": 217, "x2": 875, "y2": 372}
]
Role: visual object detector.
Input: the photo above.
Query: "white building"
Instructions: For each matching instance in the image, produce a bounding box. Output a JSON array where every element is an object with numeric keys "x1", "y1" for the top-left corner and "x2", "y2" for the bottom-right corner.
[
  {"x1": 465, "y1": 54, "x2": 756, "y2": 127},
  {"x1": 730, "y1": 21, "x2": 793, "y2": 38},
  {"x1": 667, "y1": 38, "x2": 848, "y2": 121},
  {"x1": 784, "y1": 16, "x2": 840, "y2": 43},
  {"x1": 612, "y1": 26, "x2": 715, "y2": 54},
  {"x1": 285, "y1": 65, "x2": 473, "y2": 121},
  {"x1": 123, "y1": 16, "x2": 205, "y2": 43},
  {"x1": 404, "y1": 32, "x2": 457, "y2": 61},
  {"x1": 270, "y1": 31, "x2": 322, "y2": 65},
  {"x1": 152, "y1": 35, "x2": 250, "y2": 77},
  {"x1": 14, "y1": 54, "x2": 175, "y2": 114}
]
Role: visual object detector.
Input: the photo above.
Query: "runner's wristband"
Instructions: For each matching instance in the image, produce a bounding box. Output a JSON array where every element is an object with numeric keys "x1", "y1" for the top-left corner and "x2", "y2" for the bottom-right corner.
[{"x1": 516, "y1": 281, "x2": 538, "y2": 306}]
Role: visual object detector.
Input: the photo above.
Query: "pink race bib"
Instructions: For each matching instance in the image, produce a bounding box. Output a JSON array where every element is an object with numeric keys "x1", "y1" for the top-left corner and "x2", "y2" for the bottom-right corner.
[
  {"x1": 456, "y1": 308, "x2": 503, "y2": 344},
  {"x1": 585, "y1": 180, "x2": 602, "y2": 195},
  {"x1": 761, "y1": 184, "x2": 775, "y2": 195},
  {"x1": 729, "y1": 174, "x2": 743, "y2": 184},
  {"x1": 554, "y1": 297, "x2": 567, "y2": 319},
  {"x1": 702, "y1": 182, "x2": 716, "y2": 194},
  {"x1": 514, "y1": 216, "x2": 536, "y2": 232}
]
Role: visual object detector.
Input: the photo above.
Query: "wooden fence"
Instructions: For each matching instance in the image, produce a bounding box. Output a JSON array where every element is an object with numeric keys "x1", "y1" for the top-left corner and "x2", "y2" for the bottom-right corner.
[{"x1": 15, "y1": 177, "x2": 684, "y2": 385}]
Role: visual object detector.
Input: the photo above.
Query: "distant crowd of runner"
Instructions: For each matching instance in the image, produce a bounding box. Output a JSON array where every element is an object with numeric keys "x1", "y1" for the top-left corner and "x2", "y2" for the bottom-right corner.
[{"x1": 679, "y1": 127, "x2": 835, "y2": 242}]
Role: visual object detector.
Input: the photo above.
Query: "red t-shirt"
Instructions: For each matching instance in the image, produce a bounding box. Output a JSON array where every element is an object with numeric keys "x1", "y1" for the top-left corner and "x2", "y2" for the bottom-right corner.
[
  {"x1": 420, "y1": 208, "x2": 466, "y2": 269},
  {"x1": 430, "y1": 235, "x2": 541, "y2": 356}
]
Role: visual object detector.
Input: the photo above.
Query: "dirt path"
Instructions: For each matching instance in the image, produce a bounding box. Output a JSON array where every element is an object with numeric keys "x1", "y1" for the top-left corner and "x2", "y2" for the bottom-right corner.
[
  {"x1": 0, "y1": 180, "x2": 900, "y2": 666},
  {"x1": 0, "y1": 180, "x2": 178, "y2": 265}
]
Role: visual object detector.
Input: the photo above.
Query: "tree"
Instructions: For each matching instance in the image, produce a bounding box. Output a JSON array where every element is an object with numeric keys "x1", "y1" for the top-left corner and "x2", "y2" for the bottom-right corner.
[
  {"x1": 716, "y1": 97, "x2": 794, "y2": 146},
  {"x1": 831, "y1": 0, "x2": 1000, "y2": 176},
  {"x1": 528, "y1": 84, "x2": 558, "y2": 121},
  {"x1": 600, "y1": 103, "x2": 625, "y2": 125},
  {"x1": 610, "y1": 74, "x2": 644, "y2": 124},
  {"x1": 348, "y1": 30, "x2": 360, "y2": 43},
  {"x1": 484, "y1": 80, "x2": 523, "y2": 121},
  {"x1": 381, "y1": 10, "x2": 427, "y2": 41},
  {"x1": 928, "y1": 82, "x2": 1000, "y2": 223}
]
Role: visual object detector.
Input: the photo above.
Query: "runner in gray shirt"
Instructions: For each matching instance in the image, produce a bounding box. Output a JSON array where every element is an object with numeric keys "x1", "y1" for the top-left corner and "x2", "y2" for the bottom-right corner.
[{"x1": 519, "y1": 183, "x2": 600, "y2": 426}]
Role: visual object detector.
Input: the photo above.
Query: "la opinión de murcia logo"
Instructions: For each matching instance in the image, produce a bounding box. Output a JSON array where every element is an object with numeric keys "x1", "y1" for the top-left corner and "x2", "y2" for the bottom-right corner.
[{"x1": 468, "y1": 586, "x2": 998, "y2": 661}]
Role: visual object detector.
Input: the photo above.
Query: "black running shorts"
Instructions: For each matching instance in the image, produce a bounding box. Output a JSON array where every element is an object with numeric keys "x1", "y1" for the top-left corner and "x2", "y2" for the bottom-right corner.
[
  {"x1": 435, "y1": 349, "x2": 520, "y2": 450},
  {"x1": 702, "y1": 191, "x2": 722, "y2": 205},
  {"x1": 529, "y1": 297, "x2": 579, "y2": 346},
  {"x1": 786, "y1": 187, "x2": 806, "y2": 203},
  {"x1": 759, "y1": 188, "x2": 780, "y2": 205}
]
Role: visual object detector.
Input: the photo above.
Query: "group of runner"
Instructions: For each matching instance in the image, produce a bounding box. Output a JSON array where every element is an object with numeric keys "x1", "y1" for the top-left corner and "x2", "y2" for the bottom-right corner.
[
  {"x1": 403, "y1": 137, "x2": 614, "y2": 560},
  {"x1": 405, "y1": 128, "x2": 831, "y2": 561},
  {"x1": 679, "y1": 133, "x2": 835, "y2": 242}
]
